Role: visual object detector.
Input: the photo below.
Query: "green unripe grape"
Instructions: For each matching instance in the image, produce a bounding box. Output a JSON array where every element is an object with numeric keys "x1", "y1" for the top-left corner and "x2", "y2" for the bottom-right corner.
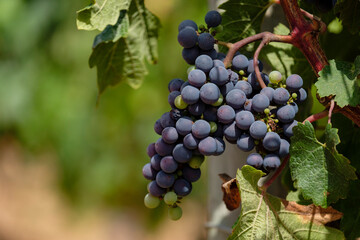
[
  {"x1": 274, "y1": 119, "x2": 279, "y2": 123},
  {"x1": 144, "y1": 193, "x2": 160, "y2": 209},
  {"x1": 239, "y1": 70, "x2": 245, "y2": 75},
  {"x1": 264, "y1": 108, "x2": 270, "y2": 115},
  {"x1": 269, "y1": 70, "x2": 282, "y2": 83},
  {"x1": 292, "y1": 93, "x2": 297, "y2": 99},
  {"x1": 189, "y1": 155, "x2": 205, "y2": 168},
  {"x1": 174, "y1": 95, "x2": 188, "y2": 109},
  {"x1": 187, "y1": 65, "x2": 195, "y2": 74},
  {"x1": 164, "y1": 192, "x2": 178, "y2": 205},
  {"x1": 212, "y1": 94, "x2": 223, "y2": 106},
  {"x1": 209, "y1": 121, "x2": 218, "y2": 133},
  {"x1": 168, "y1": 206, "x2": 182, "y2": 221}
]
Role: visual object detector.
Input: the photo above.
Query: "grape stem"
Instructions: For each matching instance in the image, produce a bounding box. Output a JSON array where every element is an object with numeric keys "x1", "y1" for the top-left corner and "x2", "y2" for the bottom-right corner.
[
  {"x1": 253, "y1": 39, "x2": 267, "y2": 89},
  {"x1": 262, "y1": 155, "x2": 290, "y2": 189},
  {"x1": 302, "y1": 110, "x2": 328, "y2": 124}
]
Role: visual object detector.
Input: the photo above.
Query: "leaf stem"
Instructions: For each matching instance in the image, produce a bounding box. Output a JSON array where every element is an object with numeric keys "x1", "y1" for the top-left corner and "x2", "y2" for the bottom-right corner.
[
  {"x1": 328, "y1": 100, "x2": 335, "y2": 124},
  {"x1": 262, "y1": 155, "x2": 290, "y2": 189},
  {"x1": 302, "y1": 110, "x2": 328, "y2": 124}
]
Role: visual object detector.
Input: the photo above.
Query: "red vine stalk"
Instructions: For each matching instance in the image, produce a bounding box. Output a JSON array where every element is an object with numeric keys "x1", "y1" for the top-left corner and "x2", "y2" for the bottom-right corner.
[{"x1": 303, "y1": 110, "x2": 328, "y2": 124}]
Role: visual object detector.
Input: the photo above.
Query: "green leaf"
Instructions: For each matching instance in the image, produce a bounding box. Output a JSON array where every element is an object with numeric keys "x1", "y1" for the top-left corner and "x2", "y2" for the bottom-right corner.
[
  {"x1": 316, "y1": 56, "x2": 360, "y2": 107},
  {"x1": 88, "y1": 0, "x2": 160, "y2": 93},
  {"x1": 229, "y1": 166, "x2": 345, "y2": 240},
  {"x1": 334, "y1": 0, "x2": 360, "y2": 35},
  {"x1": 217, "y1": 0, "x2": 272, "y2": 52},
  {"x1": 289, "y1": 121, "x2": 357, "y2": 208},
  {"x1": 77, "y1": 0, "x2": 131, "y2": 31}
]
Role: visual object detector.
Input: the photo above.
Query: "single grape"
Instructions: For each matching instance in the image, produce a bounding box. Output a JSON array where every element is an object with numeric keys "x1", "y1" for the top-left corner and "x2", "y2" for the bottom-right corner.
[
  {"x1": 263, "y1": 132, "x2": 281, "y2": 151},
  {"x1": 237, "y1": 133, "x2": 255, "y2": 152},
  {"x1": 173, "y1": 143, "x2": 192, "y2": 163},
  {"x1": 168, "y1": 91, "x2": 181, "y2": 108},
  {"x1": 235, "y1": 110, "x2": 255, "y2": 130},
  {"x1": 200, "y1": 83, "x2": 220, "y2": 104},
  {"x1": 269, "y1": 70, "x2": 282, "y2": 83},
  {"x1": 232, "y1": 54, "x2": 249, "y2": 71},
  {"x1": 181, "y1": 85, "x2": 200, "y2": 104},
  {"x1": 228, "y1": 69, "x2": 239, "y2": 83},
  {"x1": 144, "y1": 193, "x2": 160, "y2": 209},
  {"x1": 174, "y1": 178, "x2": 192, "y2": 196},
  {"x1": 188, "y1": 155, "x2": 205, "y2": 168},
  {"x1": 234, "y1": 81, "x2": 252, "y2": 97},
  {"x1": 142, "y1": 163, "x2": 157, "y2": 180},
  {"x1": 162, "y1": 127, "x2": 179, "y2": 144},
  {"x1": 290, "y1": 102, "x2": 298, "y2": 114},
  {"x1": 217, "y1": 105, "x2": 236, "y2": 124},
  {"x1": 183, "y1": 133, "x2": 199, "y2": 150},
  {"x1": 188, "y1": 69, "x2": 207, "y2": 87},
  {"x1": 160, "y1": 112, "x2": 176, "y2": 128},
  {"x1": 198, "y1": 136, "x2": 217, "y2": 155},
  {"x1": 247, "y1": 59, "x2": 264, "y2": 73},
  {"x1": 178, "y1": 19, "x2": 198, "y2": 31},
  {"x1": 160, "y1": 156, "x2": 178, "y2": 173},
  {"x1": 170, "y1": 109, "x2": 183, "y2": 121},
  {"x1": 176, "y1": 117, "x2": 193, "y2": 136},
  {"x1": 164, "y1": 191, "x2": 178, "y2": 205},
  {"x1": 148, "y1": 181, "x2": 166, "y2": 197},
  {"x1": 154, "y1": 119, "x2": 163, "y2": 135},
  {"x1": 192, "y1": 119, "x2": 211, "y2": 139},
  {"x1": 226, "y1": 89, "x2": 247, "y2": 109},
  {"x1": 249, "y1": 121, "x2": 267, "y2": 139},
  {"x1": 252, "y1": 94, "x2": 270, "y2": 113},
  {"x1": 203, "y1": 106, "x2": 218, "y2": 122},
  {"x1": 180, "y1": 81, "x2": 190, "y2": 92},
  {"x1": 283, "y1": 120, "x2": 298, "y2": 138},
  {"x1": 277, "y1": 105, "x2": 295, "y2": 123},
  {"x1": 263, "y1": 154, "x2": 281, "y2": 171},
  {"x1": 278, "y1": 139, "x2": 290, "y2": 158},
  {"x1": 150, "y1": 154, "x2": 162, "y2": 171},
  {"x1": 188, "y1": 101, "x2": 205, "y2": 116},
  {"x1": 213, "y1": 59, "x2": 225, "y2": 68},
  {"x1": 147, "y1": 142, "x2": 156, "y2": 158},
  {"x1": 247, "y1": 72, "x2": 269, "y2": 90},
  {"x1": 182, "y1": 165, "x2": 201, "y2": 182},
  {"x1": 198, "y1": 32, "x2": 214, "y2": 51},
  {"x1": 156, "y1": 171, "x2": 175, "y2": 188},
  {"x1": 286, "y1": 74, "x2": 303, "y2": 92},
  {"x1": 209, "y1": 66, "x2": 229, "y2": 86},
  {"x1": 174, "y1": 95, "x2": 188, "y2": 109},
  {"x1": 246, "y1": 153, "x2": 263, "y2": 168},
  {"x1": 155, "y1": 137, "x2": 175, "y2": 156},
  {"x1": 220, "y1": 82, "x2": 235, "y2": 96},
  {"x1": 273, "y1": 88, "x2": 290, "y2": 105},
  {"x1": 260, "y1": 87, "x2": 275, "y2": 102},
  {"x1": 168, "y1": 206, "x2": 183, "y2": 221},
  {"x1": 168, "y1": 78, "x2": 185, "y2": 92},
  {"x1": 244, "y1": 99, "x2": 252, "y2": 112},
  {"x1": 182, "y1": 46, "x2": 200, "y2": 64},
  {"x1": 178, "y1": 27, "x2": 198, "y2": 48},
  {"x1": 205, "y1": 10, "x2": 222, "y2": 27},
  {"x1": 297, "y1": 88, "x2": 307, "y2": 102},
  {"x1": 195, "y1": 55, "x2": 214, "y2": 73},
  {"x1": 223, "y1": 121, "x2": 242, "y2": 143}
]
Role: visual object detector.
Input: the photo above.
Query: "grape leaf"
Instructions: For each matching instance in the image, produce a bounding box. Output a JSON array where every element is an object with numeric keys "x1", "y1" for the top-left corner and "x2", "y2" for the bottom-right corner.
[
  {"x1": 88, "y1": 0, "x2": 160, "y2": 93},
  {"x1": 217, "y1": 0, "x2": 272, "y2": 52},
  {"x1": 289, "y1": 121, "x2": 357, "y2": 208},
  {"x1": 316, "y1": 56, "x2": 360, "y2": 107},
  {"x1": 229, "y1": 166, "x2": 345, "y2": 240},
  {"x1": 334, "y1": 0, "x2": 360, "y2": 35},
  {"x1": 77, "y1": 0, "x2": 131, "y2": 31}
]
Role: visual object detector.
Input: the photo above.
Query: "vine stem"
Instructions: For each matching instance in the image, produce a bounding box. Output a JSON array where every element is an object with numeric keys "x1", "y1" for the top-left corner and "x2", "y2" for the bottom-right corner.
[
  {"x1": 253, "y1": 39, "x2": 267, "y2": 89},
  {"x1": 302, "y1": 110, "x2": 328, "y2": 123},
  {"x1": 262, "y1": 155, "x2": 290, "y2": 189},
  {"x1": 328, "y1": 100, "x2": 335, "y2": 124}
]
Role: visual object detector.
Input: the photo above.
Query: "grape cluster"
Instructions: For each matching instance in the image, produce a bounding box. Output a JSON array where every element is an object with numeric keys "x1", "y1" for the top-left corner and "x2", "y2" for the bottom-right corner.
[{"x1": 143, "y1": 10, "x2": 307, "y2": 220}]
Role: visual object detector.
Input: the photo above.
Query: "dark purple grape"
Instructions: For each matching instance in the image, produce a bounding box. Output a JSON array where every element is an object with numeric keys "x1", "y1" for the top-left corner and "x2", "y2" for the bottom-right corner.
[
  {"x1": 154, "y1": 119, "x2": 163, "y2": 135},
  {"x1": 209, "y1": 66, "x2": 229, "y2": 86},
  {"x1": 178, "y1": 27, "x2": 198, "y2": 48},
  {"x1": 220, "y1": 82, "x2": 235, "y2": 96},
  {"x1": 235, "y1": 110, "x2": 255, "y2": 130},
  {"x1": 160, "y1": 156, "x2": 178, "y2": 173},
  {"x1": 156, "y1": 171, "x2": 175, "y2": 188},
  {"x1": 249, "y1": 121, "x2": 267, "y2": 139},
  {"x1": 150, "y1": 154, "x2": 162, "y2": 171},
  {"x1": 183, "y1": 133, "x2": 199, "y2": 150},
  {"x1": 188, "y1": 69, "x2": 207, "y2": 87},
  {"x1": 205, "y1": 10, "x2": 222, "y2": 27},
  {"x1": 283, "y1": 120, "x2": 298, "y2": 138},
  {"x1": 200, "y1": 48, "x2": 217, "y2": 59},
  {"x1": 260, "y1": 87, "x2": 275, "y2": 102},
  {"x1": 263, "y1": 154, "x2": 281, "y2": 171},
  {"x1": 246, "y1": 153, "x2": 263, "y2": 168},
  {"x1": 188, "y1": 101, "x2": 205, "y2": 116},
  {"x1": 213, "y1": 59, "x2": 225, "y2": 68},
  {"x1": 290, "y1": 102, "x2": 298, "y2": 114},
  {"x1": 155, "y1": 138, "x2": 175, "y2": 156},
  {"x1": 232, "y1": 54, "x2": 249, "y2": 71},
  {"x1": 277, "y1": 105, "x2": 295, "y2": 123},
  {"x1": 170, "y1": 108, "x2": 183, "y2": 121},
  {"x1": 200, "y1": 83, "x2": 220, "y2": 104},
  {"x1": 147, "y1": 143, "x2": 156, "y2": 158},
  {"x1": 162, "y1": 127, "x2": 179, "y2": 144},
  {"x1": 148, "y1": 181, "x2": 166, "y2": 197},
  {"x1": 228, "y1": 70, "x2": 239, "y2": 83},
  {"x1": 247, "y1": 59, "x2": 263, "y2": 73},
  {"x1": 223, "y1": 121, "x2": 241, "y2": 143},
  {"x1": 278, "y1": 139, "x2": 290, "y2": 158},
  {"x1": 263, "y1": 132, "x2": 281, "y2": 151},
  {"x1": 203, "y1": 106, "x2": 218, "y2": 122},
  {"x1": 235, "y1": 81, "x2": 252, "y2": 97},
  {"x1": 176, "y1": 117, "x2": 193, "y2": 136},
  {"x1": 214, "y1": 137, "x2": 225, "y2": 155},
  {"x1": 198, "y1": 136, "x2": 217, "y2": 155},
  {"x1": 226, "y1": 89, "x2": 247, "y2": 109},
  {"x1": 192, "y1": 120, "x2": 211, "y2": 139},
  {"x1": 252, "y1": 94, "x2": 270, "y2": 113},
  {"x1": 182, "y1": 46, "x2": 200, "y2": 64},
  {"x1": 247, "y1": 72, "x2": 269, "y2": 90},
  {"x1": 237, "y1": 133, "x2": 254, "y2": 152},
  {"x1": 178, "y1": 19, "x2": 198, "y2": 32},
  {"x1": 297, "y1": 88, "x2": 307, "y2": 102},
  {"x1": 273, "y1": 88, "x2": 290, "y2": 105},
  {"x1": 198, "y1": 32, "x2": 214, "y2": 50},
  {"x1": 160, "y1": 112, "x2": 175, "y2": 128},
  {"x1": 182, "y1": 165, "x2": 201, "y2": 182},
  {"x1": 168, "y1": 78, "x2": 185, "y2": 92},
  {"x1": 174, "y1": 179, "x2": 192, "y2": 196},
  {"x1": 173, "y1": 144, "x2": 192, "y2": 163},
  {"x1": 181, "y1": 85, "x2": 200, "y2": 104},
  {"x1": 142, "y1": 163, "x2": 157, "y2": 180},
  {"x1": 168, "y1": 91, "x2": 180, "y2": 108},
  {"x1": 217, "y1": 105, "x2": 235, "y2": 124},
  {"x1": 195, "y1": 55, "x2": 213, "y2": 73},
  {"x1": 286, "y1": 74, "x2": 303, "y2": 92},
  {"x1": 244, "y1": 99, "x2": 252, "y2": 112}
]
